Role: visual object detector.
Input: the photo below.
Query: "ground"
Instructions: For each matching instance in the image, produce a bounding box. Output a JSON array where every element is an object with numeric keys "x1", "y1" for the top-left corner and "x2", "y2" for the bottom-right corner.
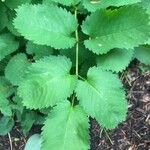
[{"x1": 0, "y1": 62, "x2": 150, "y2": 150}]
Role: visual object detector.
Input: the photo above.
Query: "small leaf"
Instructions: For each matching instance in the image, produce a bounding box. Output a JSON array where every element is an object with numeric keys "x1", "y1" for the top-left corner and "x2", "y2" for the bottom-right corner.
[
  {"x1": 0, "y1": 76, "x2": 14, "y2": 98},
  {"x1": 5, "y1": 53, "x2": 30, "y2": 86},
  {"x1": 0, "y1": 95, "x2": 12, "y2": 116},
  {"x1": 41, "y1": 101, "x2": 90, "y2": 150},
  {"x1": 82, "y1": 5, "x2": 150, "y2": 54},
  {"x1": 24, "y1": 134, "x2": 41, "y2": 150},
  {"x1": 76, "y1": 67, "x2": 127, "y2": 129},
  {"x1": 97, "y1": 49, "x2": 134, "y2": 72},
  {"x1": 0, "y1": 116, "x2": 14, "y2": 136},
  {"x1": 21, "y1": 110, "x2": 38, "y2": 133},
  {"x1": 135, "y1": 45, "x2": 150, "y2": 65},
  {"x1": 18, "y1": 56, "x2": 77, "y2": 109},
  {"x1": 0, "y1": 33, "x2": 19, "y2": 61},
  {"x1": 14, "y1": 4, "x2": 77, "y2": 49}
]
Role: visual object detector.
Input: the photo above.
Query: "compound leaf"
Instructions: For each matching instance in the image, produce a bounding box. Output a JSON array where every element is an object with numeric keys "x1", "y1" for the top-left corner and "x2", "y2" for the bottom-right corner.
[
  {"x1": 0, "y1": 33, "x2": 19, "y2": 61},
  {"x1": 18, "y1": 56, "x2": 77, "y2": 109},
  {"x1": 14, "y1": 4, "x2": 77, "y2": 49},
  {"x1": 76, "y1": 67, "x2": 127, "y2": 129},
  {"x1": 41, "y1": 101, "x2": 90, "y2": 150},
  {"x1": 83, "y1": 0, "x2": 141, "y2": 12},
  {"x1": 5, "y1": 53, "x2": 30, "y2": 86},
  {"x1": 97, "y1": 49, "x2": 134, "y2": 72},
  {"x1": 82, "y1": 5, "x2": 150, "y2": 54},
  {"x1": 135, "y1": 45, "x2": 150, "y2": 65}
]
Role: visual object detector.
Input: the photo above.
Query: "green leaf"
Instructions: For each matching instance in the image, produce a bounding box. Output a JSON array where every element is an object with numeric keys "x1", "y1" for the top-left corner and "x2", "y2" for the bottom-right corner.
[
  {"x1": 97, "y1": 49, "x2": 134, "y2": 72},
  {"x1": 26, "y1": 41, "x2": 53, "y2": 60},
  {"x1": 83, "y1": 0, "x2": 141, "y2": 12},
  {"x1": 0, "y1": 116, "x2": 14, "y2": 136},
  {"x1": 18, "y1": 56, "x2": 77, "y2": 109},
  {"x1": 135, "y1": 45, "x2": 150, "y2": 65},
  {"x1": 11, "y1": 95, "x2": 24, "y2": 114},
  {"x1": 21, "y1": 110, "x2": 38, "y2": 133},
  {"x1": 4, "y1": 0, "x2": 32, "y2": 9},
  {"x1": 0, "y1": 33, "x2": 19, "y2": 61},
  {"x1": 14, "y1": 4, "x2": 77, "y2": 49},
  {"x1": 141, "y1": 0, "x2": 150, "y2": 14},
  {"x1": 51, "y1": 0, "x2": 81, "y2": 6},
  {"x1": 60, "y1": 43, "x2": 93, "y2": 66},
  {"x1": 24, "y1": 134, "x2": 41, "y2": 150},
  {"x1": 7, "y1": 10, "x2": 21, "y2": 36},
  {"x1": 0, "y1": 76, "x2": 14, "y2": 98},
  {"x1": 0, "y1": 95, "x2": 12, "y2": 116},
  {"x1": 82, "y1": 5, "x2": 150, "y2": 54},
  {"x1": 5, "y1": 53, "x2": 30, "y2": 86},
  {"x1": 0, "y1": 10, "x2": 8, "y2": 31},
  {"x1": 76, "y1": 67, "x2": 127, "y2": 129},
  {"x1": 41, "y1": 101, "x2": 90, "y2": 150}
]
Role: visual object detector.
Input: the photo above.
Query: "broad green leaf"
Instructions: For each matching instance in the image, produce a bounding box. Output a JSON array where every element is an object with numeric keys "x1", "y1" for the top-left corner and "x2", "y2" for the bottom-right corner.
[
  {"x1": 14, "y1": 4, "x2": 77, "y2": 49},
  {"x1": 83, "y1": 0, "x2": 141, "y2": 12},
  {"x1": 5, "y1": 53, "x2": 30, "y2": 86},
  {"x1": 26, "y1": 41, "x2": 53, "y2": 60},
  {"x1": 4, "y1": 0, "x2": 31, "y2": 9},
  {"x1": 0, "y1": 95, "x2": 12, "y2": 116},
  {"x1": 41, "y1": 101, "x2": 90, "y2": 150},
  {"x1": 76, "y1": 67, "x2": 127, "y2": 129},
  {"x1": 97, "y1": 49, "x2": 134, "y2": 72},
  {"x1": 0, "y1": 116, "x2": 14, "y2": 136},
  {"x1": 82, "y1": 5, "x2": 150, "y2": 54},
  {"x1": 18, "y1": 56, "x2": 77, "y2": 109},
  {"x1": 135, "y1": 45, "x2": 150, "y2": 65},
  {"x1": 24, "y1": 134, "x2": 41, "y2": 150},
  {"x1": 0, "y1": 76, "x2": 14, "y2": 98},
  {"x1": 51, "y1": 0, "x2": 81, "y2": 6},
  {"x1": 0, "y1": 33, "x2": 19, "y2": 61}
]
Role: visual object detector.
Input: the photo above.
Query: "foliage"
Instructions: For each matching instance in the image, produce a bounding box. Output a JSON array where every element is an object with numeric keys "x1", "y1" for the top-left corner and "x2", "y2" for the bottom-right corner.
[{"x1": 0, "y1": 0, "x2": 150, "y2": 149}]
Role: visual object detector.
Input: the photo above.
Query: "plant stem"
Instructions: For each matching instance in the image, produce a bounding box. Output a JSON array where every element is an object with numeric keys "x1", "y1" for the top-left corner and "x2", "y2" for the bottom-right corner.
[{"x1": 75, "y1": 8, "x2": 79, "y2": 76}]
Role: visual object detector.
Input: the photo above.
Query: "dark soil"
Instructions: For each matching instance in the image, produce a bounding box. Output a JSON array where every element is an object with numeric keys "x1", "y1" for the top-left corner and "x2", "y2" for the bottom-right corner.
[
  {"x1": 90, "y1": 64, "x2": 150, "y2": 150},
  {"x1": 0, "y1": 63, "x2": 150, "y2": 150}
]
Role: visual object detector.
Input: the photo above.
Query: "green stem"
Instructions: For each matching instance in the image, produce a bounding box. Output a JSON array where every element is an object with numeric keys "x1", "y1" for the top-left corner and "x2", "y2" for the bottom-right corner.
[{"x1": 75, "y1": 8, "x2": 79, "y2": 76}]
